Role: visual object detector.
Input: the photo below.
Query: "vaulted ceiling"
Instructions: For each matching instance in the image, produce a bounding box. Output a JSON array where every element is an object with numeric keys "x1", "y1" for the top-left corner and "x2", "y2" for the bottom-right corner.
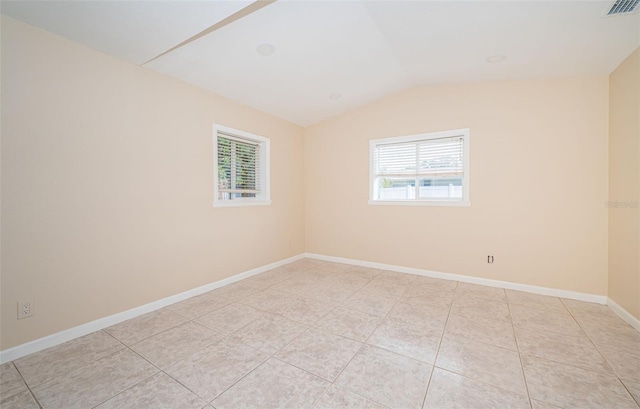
[{"x1": 2, "y1": 1, "x2": 639, "y2": 126}]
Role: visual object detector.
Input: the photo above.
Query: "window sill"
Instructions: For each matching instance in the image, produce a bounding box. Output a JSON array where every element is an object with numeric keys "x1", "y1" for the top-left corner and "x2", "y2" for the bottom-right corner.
[
  {"x1": 368, "y1": 200, "x2": 471, "y2": 207},
  {"x1": 212, "y1": 200, "x2": 272, "y2": 208}
]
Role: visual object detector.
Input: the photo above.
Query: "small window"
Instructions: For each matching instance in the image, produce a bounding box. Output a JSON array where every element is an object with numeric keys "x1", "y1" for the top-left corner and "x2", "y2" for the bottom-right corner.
[
  {"x1": 213, "y1": 125, "x2": 270, "y2": 207},
  {"x1": 369, "y1": 128, "x2": 470, "y2": 206}
]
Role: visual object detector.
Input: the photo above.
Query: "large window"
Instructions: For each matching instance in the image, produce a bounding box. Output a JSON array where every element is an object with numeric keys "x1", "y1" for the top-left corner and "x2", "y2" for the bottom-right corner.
[
  {"x1": 213, "y1": 125, "x2": 270, "y2": 207},
  {"x1": 369, "y1": 128, "x2": 470, "y2": 206}
]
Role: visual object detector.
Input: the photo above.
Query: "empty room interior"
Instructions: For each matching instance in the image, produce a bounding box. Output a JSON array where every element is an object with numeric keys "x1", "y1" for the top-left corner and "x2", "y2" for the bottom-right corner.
[{"x1": 1, "y1": 0, "x2": 640, "y2": 408}]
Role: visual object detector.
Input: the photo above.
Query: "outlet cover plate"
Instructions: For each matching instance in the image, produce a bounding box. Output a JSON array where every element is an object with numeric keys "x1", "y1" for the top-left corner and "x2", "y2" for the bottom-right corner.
[{"x1": 17, "y1": 300, "x2": 34, "y2": 319}]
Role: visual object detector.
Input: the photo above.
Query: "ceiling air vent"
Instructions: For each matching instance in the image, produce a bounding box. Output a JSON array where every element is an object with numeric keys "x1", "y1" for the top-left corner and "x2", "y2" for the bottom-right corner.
[{"x1": 607, "y1": 0, "x2": 640, "y2": 15}]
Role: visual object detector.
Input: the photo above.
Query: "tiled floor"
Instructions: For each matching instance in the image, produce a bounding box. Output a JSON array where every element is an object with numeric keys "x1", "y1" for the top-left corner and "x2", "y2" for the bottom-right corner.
[{"x1": 2, "y1": 259, "x2": 640, "y2": 409}]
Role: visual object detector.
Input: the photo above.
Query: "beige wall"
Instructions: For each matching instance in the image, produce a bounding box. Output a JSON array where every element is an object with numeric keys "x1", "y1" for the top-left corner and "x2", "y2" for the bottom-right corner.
[
  {"x1": 305, "y1": 77, "x2": 609, "y2": 296},
  {"x1": 0, "y1": 16, "x2": 305, "y2": 349},
  {"x1": 608, "y1": 47, "x2": 640, "y2": 320}
]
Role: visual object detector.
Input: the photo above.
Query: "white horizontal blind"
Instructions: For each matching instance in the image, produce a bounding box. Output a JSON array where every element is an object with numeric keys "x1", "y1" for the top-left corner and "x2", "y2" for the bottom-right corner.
[
  {"x1": 375, "y1": 136, "x2": 464, "y2": 178},
  {"x1": 418, "y1": 137, "x2": 464, "y2": 177},
  {"x1": 217, "y1": 131, "x2": 260, "y2": 200}
]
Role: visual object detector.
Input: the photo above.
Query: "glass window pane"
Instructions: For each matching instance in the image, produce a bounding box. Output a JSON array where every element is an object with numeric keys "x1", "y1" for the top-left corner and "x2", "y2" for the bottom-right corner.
[
  {"x1": 377, "y1": 177, "x2": 416, "y2": 200},
  {"x1": 418, "y1": 177, "x2": 463, "y2": 199}
]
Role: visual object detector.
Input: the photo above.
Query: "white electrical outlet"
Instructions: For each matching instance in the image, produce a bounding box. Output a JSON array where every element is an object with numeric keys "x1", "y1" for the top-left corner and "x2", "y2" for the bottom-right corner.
[{"x1": 17, "y1": 300, "x2": 34, "y2": 319}]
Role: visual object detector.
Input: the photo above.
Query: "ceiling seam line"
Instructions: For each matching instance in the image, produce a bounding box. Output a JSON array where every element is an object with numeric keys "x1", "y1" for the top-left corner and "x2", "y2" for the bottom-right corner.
[{"x1": 142, "y1": 0, "x2": 277, "y2": 66}]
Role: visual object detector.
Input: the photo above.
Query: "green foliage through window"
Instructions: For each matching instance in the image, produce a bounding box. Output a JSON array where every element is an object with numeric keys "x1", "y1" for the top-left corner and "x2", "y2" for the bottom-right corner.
[{"x1": 217, "y1": 136, "x2": 258, "y2": 199}]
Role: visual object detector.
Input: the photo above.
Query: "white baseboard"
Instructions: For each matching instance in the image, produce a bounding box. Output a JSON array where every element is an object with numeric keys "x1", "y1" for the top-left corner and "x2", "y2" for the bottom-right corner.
[
  {"x1": 607, "y1": 298, "x2": 640, "y2": 331},
  {"x1": 304, "y1": 253, "x2": 608, "y2": 305},
  {"x1": 0, "y1": 254, "x2": 305, "y2": 364}
]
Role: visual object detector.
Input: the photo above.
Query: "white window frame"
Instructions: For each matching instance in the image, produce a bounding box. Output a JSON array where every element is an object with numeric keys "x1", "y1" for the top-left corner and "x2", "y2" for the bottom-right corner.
[
  {"x1": 369, "y1": 128, "x2": 470, "y2": 207},
  {"x1": 213, "y1": 125, "x2": 271, "y2": 208}
]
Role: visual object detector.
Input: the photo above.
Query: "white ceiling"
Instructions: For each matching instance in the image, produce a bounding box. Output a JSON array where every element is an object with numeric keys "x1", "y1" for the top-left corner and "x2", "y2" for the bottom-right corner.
[{"x1": 2, "y1": 1, "x2": 639, "y2": 126}]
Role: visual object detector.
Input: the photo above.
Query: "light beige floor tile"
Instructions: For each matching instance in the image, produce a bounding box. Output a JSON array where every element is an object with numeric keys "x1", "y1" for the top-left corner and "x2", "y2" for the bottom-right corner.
[
  {"x1": 302, "y1": 272, "x2": 337, "y2": 284},
  {"x1": 281, "y1": 259, "x2": 315, "y2": 272},
  {"x1": 239, "y1": 288, "x2": 295, "y2": 313},
  {"x1": 455, "y1": 282, "x2": 506, "y2": 303},
  {"x1": 166, "y1": 292, "x2": 234, "y2": 320},
  {"x1": 305, "y1": 282, "x2": 361, "y2": 304},
  {"x1": 398, "y1": 293, "x2": 453, "y2": 309},
  {"x1": 130, "y1": 322, "x2": 222, "y2": 369},
  {"x1": 596, "y1": 341, "x2": 640, "y2": 383},
  {"x1": 307, "y1": 260, "x2": 352, "y2": 271},
  {"x1": 521, "y1": 354, "x2": 638, "y2": 409},
  {"x1": 401, "y1": 286, "x2": 456, "y2": 304},
  {"x1": 228, "y1": 314, "x2": 308, "y2": 355},
  {"x1": 335, "y1": 345, "x2": 432, "y2": 409},
  {"x1": 515, "y1": 326, "x2": 613, "y2": 374},
  {"x1": 164, "y1": 337, "x2": 269, "y2": 402},
  {"x1": 274, "y1": 262, "x2": 309, "y2": 274},
  {"x1": 506, "y1": 290, "x2": 568, "y2": 314},
  {"x1": 510, "y1": 304, "x2": 584, "y2": 337},
  {"x1": 621, "y1": 379, "x2": 640, "y2": 406},
  {"x1": 276, "y1": 328, "x2": 362, "y2": 381},
  {"x1": 581, "y1": 318, "x2": 640, "y2": 350},
  {"x1": 531, "y1": 400, "x2": 563, "y2": 409},
  {"x1": 367, "y1": 318, "x2": 442, "y2": 364},
  {"x1": 32, "y1": 348, "x2": 158, "y2": 409},
  {"x1": 95, "y1": 372, "x2": 206, "y2": 409},
  {"x1": 210, "y1": 280, "x2": 262, "y2": 300},
  {"x1": 344, "y1": 266, "x2": 384, "y2": 279},
  {"x1": 14, "y1": 330, "x2": 125, "y2": 387},
  {"x1": 212, "y1": 358, "x2": 329, "y2": 409},
  {"x1": 271, "y1": 277, "x2": 322, "y2": 295},
  {"x1": 194, "y1": 303, "x2": 265, "y2": 335},
  {"x1": 444, "y1": 313, "x2": 517, "y2": 350},
  {"x1": 451, "y1": 296, "x2": 511, "y2": 322},
  {"x1": 435, "y1": 334, "x2": 527, "y2": 395},
  {"x1": 561, "y1": 299, "x2": 620, "y2": 322},
  {"x1": 313, "y1": 386, "x2": 389, "y2": 409},
  {"x1": 333, "y1": 271, "x2": 371, "y2": 289},
  {"x1": 423, "y1": 368, "x2": 530, "y2": 409},
  {"x1": 105, "y1": 309, "x2": 187, "y2": 345},
  {"x1": 370, "y1": 271, "x2": 417, "y2": 285},
  {"x1": 0, "y1": 390, "x2": 39, "y2": 409},
  {"x1": 275, "y1": 296, "x2": 335, "y2": 325},
  {"x1": 411, "y1": 276, "x2": 456, "y2": 291},
  {"x1": 0, "y1": 362, "x2": 27, "y2": 399},
  {"x1": 359, "y1": 280, "x2": 409, "y2": 298},
  {"x1": 386, "y1": 298, "x2": 450, "y2": 330},
  {"x1": 315, "y1": 306, "x2": 382, "y2": 342},
  {"x1": 342, "y1": 291, "x2": 398, "y2": 317},
  {"x1": 333, "y1": 275, "x2": 372, "y2": 289}
]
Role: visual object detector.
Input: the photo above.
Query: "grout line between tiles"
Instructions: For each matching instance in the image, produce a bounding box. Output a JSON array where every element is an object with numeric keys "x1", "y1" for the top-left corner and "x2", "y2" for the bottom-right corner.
[
  {"x1": 87, "y1": 343, "x2": 165, "y2": 408},
  {"x1": 203, "y1": 349, "x2": 272, "y2": 404},
  {"x1": 421, "y1": 280, "x2": 458, "y2": 409},
  {"x1": 506, "y1": 297, "x2": 535, "y2": 409},
  {"x1": 431, "y1": 365, "x2": 537, "y2": 400},
  {"x1": 10, "y1": 361, "x2": 44, "y2": 409},
  {"x1": 558, "y1": 298, "x2": 624, "y2": 377},
  {"x1": 620, "y1": 382, "x2": 640, "y2": 409},
  {"x1": 126, "y1": 323, "x2": 267, "y2": 408},
  {"x1": 104, "y1": 310, "x2": 189, "y2": 347}
]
